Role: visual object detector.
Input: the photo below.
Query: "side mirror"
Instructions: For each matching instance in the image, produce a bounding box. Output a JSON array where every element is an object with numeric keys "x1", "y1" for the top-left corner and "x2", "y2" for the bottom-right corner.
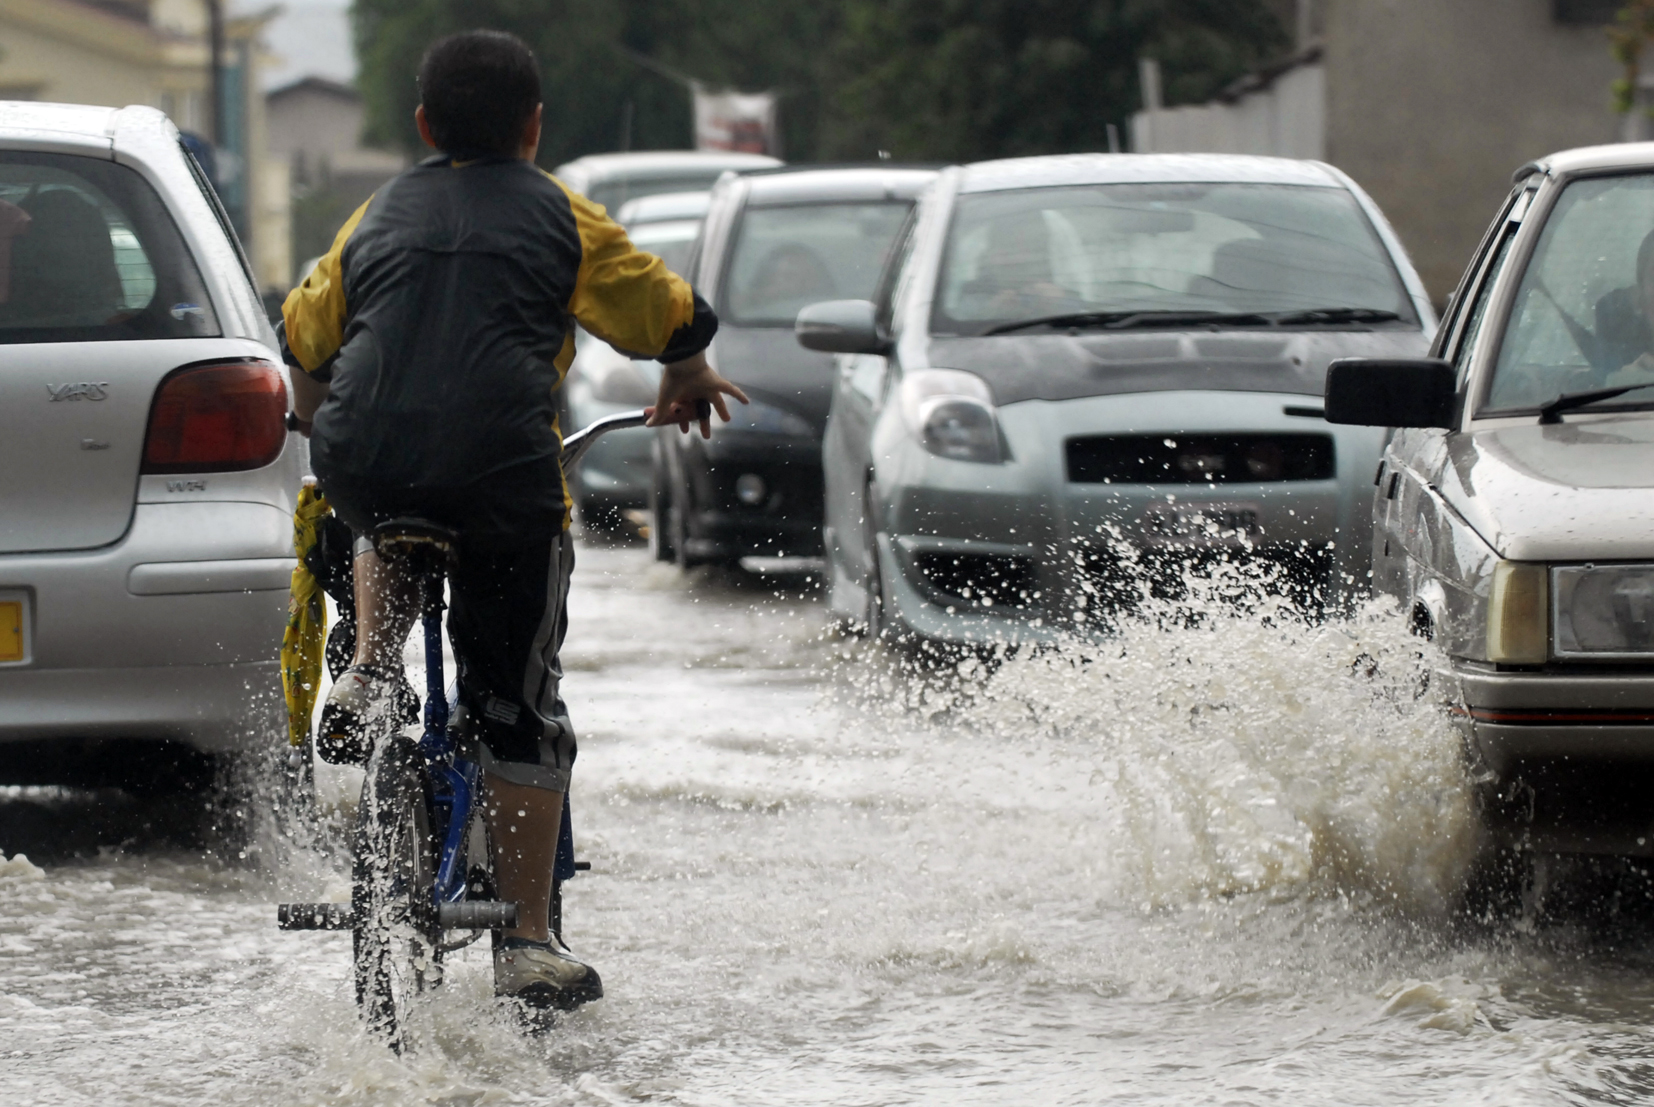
[
  {"x1": 795, "y1": 299, "x2": 890, "y2": 355},
  {"x1": 1324, "y1": 357, "x2": 1456, "y2": 429}
]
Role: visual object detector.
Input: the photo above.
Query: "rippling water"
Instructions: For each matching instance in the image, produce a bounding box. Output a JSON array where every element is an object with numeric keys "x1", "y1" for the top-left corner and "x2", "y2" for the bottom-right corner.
[{"x1": 7, "y1": 541, "x2": 1654, "y2": 1104}]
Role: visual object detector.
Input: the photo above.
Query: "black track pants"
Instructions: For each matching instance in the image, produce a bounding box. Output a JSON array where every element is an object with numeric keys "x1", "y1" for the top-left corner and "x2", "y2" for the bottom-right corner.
[{"x1": 446, "y1": 531, "x2": 577, "y2": 791}]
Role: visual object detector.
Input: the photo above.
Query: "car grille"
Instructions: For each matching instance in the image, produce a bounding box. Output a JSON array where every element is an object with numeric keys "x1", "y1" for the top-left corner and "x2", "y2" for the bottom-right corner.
[
  {"x1": 1072, "y1": 543, "x2": 1334, "y2": 615},
  {"x1": 1065, "y1": 434, "x2": 1335, "y2": 484},
  {"x1": 912, "y1": 551, "x2": 1039, "y2": 612}
]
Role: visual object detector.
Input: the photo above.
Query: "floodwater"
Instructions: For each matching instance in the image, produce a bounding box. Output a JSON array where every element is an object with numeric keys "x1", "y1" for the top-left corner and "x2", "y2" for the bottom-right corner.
[{"x1": 8, "y1": 540, "x2": 1654, "y2": 1105}]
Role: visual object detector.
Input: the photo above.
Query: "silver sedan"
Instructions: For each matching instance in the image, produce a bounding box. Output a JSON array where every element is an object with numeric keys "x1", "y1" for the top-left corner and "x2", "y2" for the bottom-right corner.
[
  {"x1": 0, "y1": 102, "x2": 300, "y2": 779},
  {"x1": 1329, "y1": 140, "x2": 1654, "y2": 857},
  {"x1": 801, "y1": 154, "x2": 1435, "y2": 645}
]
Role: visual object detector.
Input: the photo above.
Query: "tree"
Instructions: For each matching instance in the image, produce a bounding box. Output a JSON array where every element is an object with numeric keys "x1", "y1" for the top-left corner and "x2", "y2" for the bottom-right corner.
[
  {"x1": 352, "y1": 0, "x2": 1288, "y2": 166},
  {"x1": 821, "y1": 0, "x2": 1288, "y2": 162},
  {"x1": 1611, "y1": 0, "x2": 1654, "y2": 117}
]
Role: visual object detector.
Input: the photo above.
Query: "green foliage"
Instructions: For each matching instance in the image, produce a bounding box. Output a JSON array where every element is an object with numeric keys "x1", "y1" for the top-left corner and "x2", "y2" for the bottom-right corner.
[
  {"x1": 823, "y1": 0, "x2": 1286, "y2": 161},
  {"x1": 352, "y1": 0, "x2": 1288, "y2": 166},
  {"x1": 1610, "y1": 0, "x2": 1654, "y2": 115}
]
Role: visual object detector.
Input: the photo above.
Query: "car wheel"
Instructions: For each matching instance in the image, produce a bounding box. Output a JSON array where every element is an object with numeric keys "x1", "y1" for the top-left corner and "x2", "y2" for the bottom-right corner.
[
  {"x1": 864, "y1": 483, "x2": 889, "y2": 639},
  {"x1": 649, "y1": 444, "x2": 676, "y2": 563},
  {"x1": 670, "y1": 469, "x2": 697, "y2": 570}
]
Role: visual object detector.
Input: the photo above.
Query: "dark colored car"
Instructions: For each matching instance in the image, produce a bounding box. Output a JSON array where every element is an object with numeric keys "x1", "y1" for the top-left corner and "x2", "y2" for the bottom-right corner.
[{"x1": 651, "y1": 165, "x2": 937, "y2": 566}]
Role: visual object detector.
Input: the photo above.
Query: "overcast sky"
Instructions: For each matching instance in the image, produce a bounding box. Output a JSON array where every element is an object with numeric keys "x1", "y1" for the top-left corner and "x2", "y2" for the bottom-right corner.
[{"x1": 242, "y1": 0, "x2": 357, "y2": 90}]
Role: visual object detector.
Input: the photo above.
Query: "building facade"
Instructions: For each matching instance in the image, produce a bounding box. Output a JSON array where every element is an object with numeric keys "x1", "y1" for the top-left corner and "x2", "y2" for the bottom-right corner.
[
  {"x1": 1133, "y1": 0, "x2": 1625, "y2": 300},
  {"x1": 266, "y1": 76, "x2": 404, "y2": 281},
  {"x1": 0, "y1": 0, "x2": 289, "y2": 293}
]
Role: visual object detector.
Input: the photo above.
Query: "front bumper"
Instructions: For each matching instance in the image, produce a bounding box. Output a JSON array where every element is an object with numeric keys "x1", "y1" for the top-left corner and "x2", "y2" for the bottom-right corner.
[
  {"x1": 1451, "y1": 662, "x2": 1654, "y2": 855},
  {"x1": 1454, "y1": 663, "x2": 1654, "y2": 773},
  {"x1": 872, "y1": 391, "x2": 1382, "y2": 645},
  {"x1": 681, "y1": 433, "x2": 824, "y2": 560}
]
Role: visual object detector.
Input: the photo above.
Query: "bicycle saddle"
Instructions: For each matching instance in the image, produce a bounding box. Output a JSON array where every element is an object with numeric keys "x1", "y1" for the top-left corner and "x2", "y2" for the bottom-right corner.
[{"x1": 370, "y1": 517, "x2": 459, "y2": 566}]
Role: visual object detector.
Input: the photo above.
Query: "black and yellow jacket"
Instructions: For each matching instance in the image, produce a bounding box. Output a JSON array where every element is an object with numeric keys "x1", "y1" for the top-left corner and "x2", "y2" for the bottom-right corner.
[{"x1": 281, "y1": 153, "x2": 716, "y2": 532}]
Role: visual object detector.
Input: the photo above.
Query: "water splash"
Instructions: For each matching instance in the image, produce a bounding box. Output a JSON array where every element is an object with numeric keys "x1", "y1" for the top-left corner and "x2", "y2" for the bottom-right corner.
[{"x1": 837, "y1": 554, "x2": 1479, "y2": 915}]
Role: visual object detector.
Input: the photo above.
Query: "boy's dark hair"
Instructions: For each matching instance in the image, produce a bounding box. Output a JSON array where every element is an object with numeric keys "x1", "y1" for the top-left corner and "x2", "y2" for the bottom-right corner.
[{"x1": 418, "y1": 31, "x2": 541, "y2": 158}]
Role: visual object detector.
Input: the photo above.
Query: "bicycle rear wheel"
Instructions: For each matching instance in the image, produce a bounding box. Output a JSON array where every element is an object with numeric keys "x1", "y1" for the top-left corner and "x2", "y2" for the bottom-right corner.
[{"x1": 352, "y1": 735, "x2": 440, "y2": 1051}]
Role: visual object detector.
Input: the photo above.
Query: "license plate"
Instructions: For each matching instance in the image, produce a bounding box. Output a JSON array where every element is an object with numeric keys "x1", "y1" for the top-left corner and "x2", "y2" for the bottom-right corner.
[
  {"x1": 0, "y1": 598, "x2": 22, "y2": 663},
  {"x1": 1140, "y1": 502, "x2": 1263, "y2": 546}
]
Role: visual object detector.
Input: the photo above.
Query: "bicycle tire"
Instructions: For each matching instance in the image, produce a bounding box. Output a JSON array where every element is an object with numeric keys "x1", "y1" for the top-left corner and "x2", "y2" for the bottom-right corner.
[{"x1": 352, "y1": 735, "x2": 441, "y2": 1051}]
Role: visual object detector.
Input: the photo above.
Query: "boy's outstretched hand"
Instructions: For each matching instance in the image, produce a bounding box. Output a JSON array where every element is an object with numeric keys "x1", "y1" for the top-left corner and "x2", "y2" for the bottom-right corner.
[{"x1": 646, "y1": 350, "x2": 749, "y2": 438}]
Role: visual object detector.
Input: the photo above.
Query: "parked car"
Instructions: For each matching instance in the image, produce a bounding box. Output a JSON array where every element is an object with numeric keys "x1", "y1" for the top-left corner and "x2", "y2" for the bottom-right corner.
[
  {"x1": 1327, "y1": 141, "x2": 1654, "y2": 859},
  {"x1": 564, "y1": 192, "x2": 714, "y2": 526},
  {"x1": 798, "y1": 153, "x2": 1435, "y2": 644},
  {"x1": 552, "y1": 150, "x2": 779, "y2": 215},
  {"x1": 0, "y1": 102, "x2": 300, "y2": 786},
  {"x1": 652, "y1": 165, "x2": 938, "y2": 566}
]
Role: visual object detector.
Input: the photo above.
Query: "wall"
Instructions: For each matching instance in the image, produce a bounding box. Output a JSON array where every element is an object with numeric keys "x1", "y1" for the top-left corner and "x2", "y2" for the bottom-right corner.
[
  {"x1": 266, "y1": 79, "x2": 405, "y2": 284},
  {"x1": 0, "y1": 0, "x2": 289, "y2": 294},
  {"x1": 0, "y1": 0, "x2": 187, "y2": 106},
  {"x1": 1324, "y1": 0, "x2": 1620, "y2": 299},
  {"x1": 1132, "y1": 60, "x2": 1325, "y2": 160}
]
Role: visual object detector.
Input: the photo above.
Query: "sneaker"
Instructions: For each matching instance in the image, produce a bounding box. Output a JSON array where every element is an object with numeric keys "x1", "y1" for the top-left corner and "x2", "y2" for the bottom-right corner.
[
  {"x1": 494, "y1": 935, "x2": 603, "y2": 1011},
  {"x1": 315, "y1": 664, "x2": 419, "y2": 766}
]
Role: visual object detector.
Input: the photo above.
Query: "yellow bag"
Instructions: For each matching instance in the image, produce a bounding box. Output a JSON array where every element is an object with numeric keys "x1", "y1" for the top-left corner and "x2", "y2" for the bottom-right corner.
[{"x1": 280, "y1": 481, "x2": 332, "y2": 747}]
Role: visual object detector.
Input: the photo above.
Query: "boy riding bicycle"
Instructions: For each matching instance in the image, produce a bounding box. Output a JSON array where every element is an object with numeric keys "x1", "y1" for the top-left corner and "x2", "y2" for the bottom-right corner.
[{"x1": 280, "y1": 30, "x2": 746, "y2": 1013}]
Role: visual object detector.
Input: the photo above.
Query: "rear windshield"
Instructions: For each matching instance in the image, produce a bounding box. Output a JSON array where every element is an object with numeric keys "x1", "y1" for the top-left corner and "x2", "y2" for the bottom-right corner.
[
  {"x1": 0, "y1": 151, "x2": 218, "y2": 344},
  {"x1": 629, "y1": 218, "x2": 702, "y2": 278},
  {"x1": 934, "y1": 183, "x2": 1414, "y2": 335},
  {"x1": 721, "y1": 201, "x2": 913, "y2": 327},
  {"x1": 588, "y1": 174, "x2": 728, "y2": 214}
]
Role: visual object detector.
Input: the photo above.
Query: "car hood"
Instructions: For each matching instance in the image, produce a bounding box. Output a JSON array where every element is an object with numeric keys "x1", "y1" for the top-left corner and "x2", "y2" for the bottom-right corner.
[
  {"x1": 1440, "y1": 414, "x2": 1654, "y2": 560},
  {"x1": 709, "y1": 326, "x2": 835, "y2": 430},
  {"x1": 927, "y1": 328, "x2": 1430, "y2": 406}
]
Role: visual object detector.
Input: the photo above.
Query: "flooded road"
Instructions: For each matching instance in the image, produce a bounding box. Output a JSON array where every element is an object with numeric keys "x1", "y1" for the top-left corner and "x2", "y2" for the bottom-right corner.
[{"x1": 8, "y1": 539, "x2": 1654, "y2": 1104}]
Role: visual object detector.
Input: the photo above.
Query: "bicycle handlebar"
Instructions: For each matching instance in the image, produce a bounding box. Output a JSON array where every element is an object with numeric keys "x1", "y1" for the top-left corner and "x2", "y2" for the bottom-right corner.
[{"x1": 558, "y1": 400, "x2": 712, "y2": 470}]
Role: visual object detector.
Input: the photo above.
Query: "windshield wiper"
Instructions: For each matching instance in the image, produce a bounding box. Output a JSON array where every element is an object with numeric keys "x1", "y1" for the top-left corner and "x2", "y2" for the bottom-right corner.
[
  {"x1": 983, "y1": 309, "x2": 1271, "y2": 336},
  {"x1": 1538, "y1": 381, "x2": 1654, "y2": 424},
  {"x1": 1269, "y1": 307, "x2": 1402, "y2": 326}
]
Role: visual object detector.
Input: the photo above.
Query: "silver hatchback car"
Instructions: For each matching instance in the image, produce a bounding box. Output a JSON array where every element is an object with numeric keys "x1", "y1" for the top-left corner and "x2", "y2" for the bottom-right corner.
[
  {"x1": 0, "y1": 103, "x2": 299, "y2": 782},
  {"x1": 800, "y1": 154, "x2": 1435, "y2": 645}
]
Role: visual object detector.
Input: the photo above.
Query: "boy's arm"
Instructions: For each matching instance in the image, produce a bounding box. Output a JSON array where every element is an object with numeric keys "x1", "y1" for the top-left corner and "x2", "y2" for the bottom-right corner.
[
  {"x1": 557, "y1": 182, "x2": 746, "y2": 435},
  {"x1": 279, "y1": 198, "x2": 374, "y2": 430}
]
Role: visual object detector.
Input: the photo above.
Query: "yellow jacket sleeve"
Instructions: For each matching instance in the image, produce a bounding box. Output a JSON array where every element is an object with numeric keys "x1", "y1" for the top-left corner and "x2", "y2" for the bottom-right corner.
[
  {"x1": 281, "y1": 198, "x2": 372, "y2": 377},
  {"x1": 550, "y1": 176, "x2": 696, "y2": 358}
]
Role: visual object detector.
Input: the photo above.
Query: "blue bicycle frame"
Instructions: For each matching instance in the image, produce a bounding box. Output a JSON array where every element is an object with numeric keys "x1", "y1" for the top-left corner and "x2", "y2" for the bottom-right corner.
[{"x1": 419, "y1": 596, "x2": 578, "y2": 910}]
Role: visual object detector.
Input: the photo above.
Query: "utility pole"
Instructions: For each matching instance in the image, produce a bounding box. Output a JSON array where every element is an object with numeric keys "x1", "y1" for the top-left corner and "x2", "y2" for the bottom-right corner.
[
  {"x1": 207, "y1": 0, "x2": 224, "y2": 144},
  {"x1": 1296, "y1": 0, "x2": 1314, "y2": 50}
]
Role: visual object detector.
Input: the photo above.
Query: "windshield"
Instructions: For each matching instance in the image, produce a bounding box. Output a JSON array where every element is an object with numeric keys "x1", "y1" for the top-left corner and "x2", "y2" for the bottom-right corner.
[
  {"x1": 1485, "y1": 173, "x2": 1654, "y2": 413},
  {"x1": 933, "y1": 183, "x2": 1413, "y2": 335},
  {"x1": 588, "y1": 174, "x2": 728, "y2": 214},
  {"x1": 722, "y1": 201, "x2": 913, "y2": 327},
  {"x1": 629, "y1": 218, "x2": 701, "y2": 277},
  {"x1": 0, "y1": 151, "x2": 218, "y2": 343}
]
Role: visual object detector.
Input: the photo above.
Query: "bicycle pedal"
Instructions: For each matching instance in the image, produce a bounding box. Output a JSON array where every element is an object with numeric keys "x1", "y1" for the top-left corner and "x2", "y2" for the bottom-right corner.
[
  {"x1": 437, "y1": 900, "x2": 519, "y2": 929},
  {"x1": 277, "y1": 902, "x2": 354, "y2": 930}
]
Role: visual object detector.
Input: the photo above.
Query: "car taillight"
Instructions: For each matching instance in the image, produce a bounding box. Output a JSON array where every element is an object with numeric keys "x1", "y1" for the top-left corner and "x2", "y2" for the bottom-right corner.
[{"x1": 142, "y1": 360, "x2": 288, "y2": 474}]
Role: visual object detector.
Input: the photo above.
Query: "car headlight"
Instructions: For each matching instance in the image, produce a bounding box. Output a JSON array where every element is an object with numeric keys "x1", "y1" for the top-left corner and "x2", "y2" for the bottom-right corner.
[
  {"x1": 900, "y1": 369, "x2": 1003, "y2": 464},
  {"x1": 1553, "y1": 563, "x2": 1654, "y2": 658},
  {"x1": 1487, "y1": 561, "x2": 1549, "y2": 664}
]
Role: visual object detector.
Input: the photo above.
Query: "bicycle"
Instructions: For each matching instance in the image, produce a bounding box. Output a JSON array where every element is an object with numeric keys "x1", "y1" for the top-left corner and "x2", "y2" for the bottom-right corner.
[{"x1": 277, "y1": 408, "x2": 653, "y2": 1050}]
